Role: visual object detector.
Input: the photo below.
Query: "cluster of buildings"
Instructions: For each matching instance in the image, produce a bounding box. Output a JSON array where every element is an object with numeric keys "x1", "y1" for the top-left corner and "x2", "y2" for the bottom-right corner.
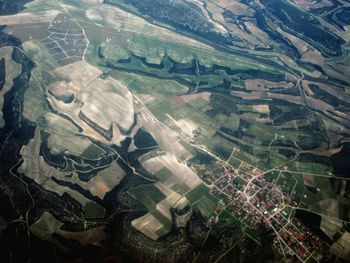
[{"x1": 191, "y1": 159, "x2": 324, "y2": 262}]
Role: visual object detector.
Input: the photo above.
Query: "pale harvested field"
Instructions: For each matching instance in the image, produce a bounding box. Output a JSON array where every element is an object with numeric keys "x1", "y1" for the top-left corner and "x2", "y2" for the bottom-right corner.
[
  {"x1": 240, "y1": 113, "x2": 271, "y2": 124},
  {"x1": 166, "y1": 114, "x2": 198, "y2": 139},
  {"x1": 48, "y1": 82, "x2": 75, "y2": 99},
  {"x1": 45, "y1": 113, "x2": 92, "y2": 156},
  {"x1": 47, "y1": 96, "x2": 112, "y2": 144},
  {"x1": 48, "y1": 134, "x2": 92, "y2": 156},
  {"x1": 177, "y1": 92, "x2": 211, "y2": 104},
  {"x1": 245, "y1": 79, "x2": 293, "y2": 91},
  {"x1": 88, "y1": 163, "x2": 125, "y2": 199},
  {"x1": 142, "y1": 153, "x2": 202, "y2": 189},
  {"x1": 138, "y1": 94, "x2": 164, "y2": 105},
  {"x1": 333, "y1": 110, "x2": 350, "y2": 123},
  {"x1": 175, "y1": 119, "x2": 198, "y2": 138},
  {"x1": 266, "y1": 93, "x2": 303, "y2": 105},
  {"x1": 0, "y1": 11, "x2": 60, "y2": 25},
  {"x1": 131, "y1": 213, "x2": 163, "y2": 241},
  {"x1": 81, "y1": 82, "x2": 134, "y2": 131},
  {"x1": 18, "y1": 128, "x2": 42, "y2": 182},
  {"x1": 19, "y1": 128, "x2": 106, "y2": 208},
  {"x1": 303, "y1": 81, "x2": 350, "y2": 104},
  {"x1": 252, "y1": 105, "x2": 270, "y2": 114},
  {"x1": 137, "y1": 109, "x2": 193, "y2": 160},
  {"x1": 52, "y1": 60, "x2": 102, "y2": 87},
  {"x1": 231, "y1": 90, "x2": 265, "y2": 100},
  {"x1": 42, "y1": 163, "x2": 124, "y2": 200},
  {"x1": 245, "y1": 22, "x2": 270, "y2": 46},
  {"x1": 214, "y1": 0, "x2": 236, "y2": 7},
  {"x1": 86, "y1": 9, "x2": 103, "y2": 21},
  {"x1": 305, "y1": 97, "x2": 335, "y2": 112},
  {"x1": 276, "y1": 27, "x2": 324, "y2": 65},
  {"x1": 48, "y1": 61, "x2": 134, "y2": 145},
  {"x1": 291, "y1": 0, "x2": 333, "y2": 10},
  {"x1": 155, "y1": 182, "x2": 182, "y2": 220},
  {"x1": 173, "y1": 196, "x2": 190, "y2": 210},
  {"x1": 26, "y1": 124, "x2": 124, "y2": 199},
  {"x1": 37, "y1": 156, "x2": 102, "y2": 207},
  {"x1": 81, "y1": 0, "x2": 103, "y2": 5},
  {"x1": 156, "y1": 192, "x2": 182, "y2": 220}
]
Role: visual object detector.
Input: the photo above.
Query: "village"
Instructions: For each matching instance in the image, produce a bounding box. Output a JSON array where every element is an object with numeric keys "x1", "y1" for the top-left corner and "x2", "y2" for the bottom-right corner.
[{"x1": 191, "y1": 159, "x2": 324, "y2": 262}]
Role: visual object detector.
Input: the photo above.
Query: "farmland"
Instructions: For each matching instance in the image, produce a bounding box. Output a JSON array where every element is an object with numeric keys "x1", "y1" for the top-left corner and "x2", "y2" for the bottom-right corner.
[{"x1": 0, "y1": 0, "x2": 350, "y2": 262}]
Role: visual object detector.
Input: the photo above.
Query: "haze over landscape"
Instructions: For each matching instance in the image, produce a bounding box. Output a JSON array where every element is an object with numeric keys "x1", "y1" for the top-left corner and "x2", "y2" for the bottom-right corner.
[{"x1": 0, "y1": 0, "x2": 350, "y2": 262}]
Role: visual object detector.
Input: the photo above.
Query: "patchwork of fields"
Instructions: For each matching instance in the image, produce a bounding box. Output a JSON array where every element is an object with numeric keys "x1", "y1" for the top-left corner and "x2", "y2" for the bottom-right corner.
[{"x1": 0, "y1": 0, "x2": 350, "y2": 262}]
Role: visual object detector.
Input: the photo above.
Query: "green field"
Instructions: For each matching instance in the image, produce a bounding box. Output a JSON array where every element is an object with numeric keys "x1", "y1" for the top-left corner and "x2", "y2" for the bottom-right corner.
[{"x1": 186, "y1": 184, "x2": 219, "y2": 219}]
